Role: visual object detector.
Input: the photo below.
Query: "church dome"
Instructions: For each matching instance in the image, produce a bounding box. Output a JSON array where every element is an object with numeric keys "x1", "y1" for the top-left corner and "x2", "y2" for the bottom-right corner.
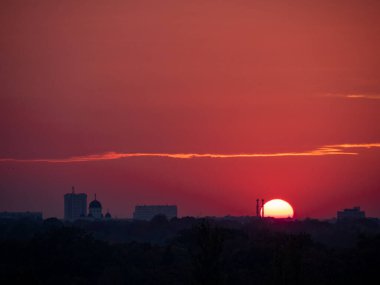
[{"x1": 89, "y1": 199, "x2": 102, "y2": 209}]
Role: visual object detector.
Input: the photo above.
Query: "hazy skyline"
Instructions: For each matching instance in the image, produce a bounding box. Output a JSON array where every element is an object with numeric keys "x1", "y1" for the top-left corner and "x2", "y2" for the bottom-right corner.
[{"x1": 1, "y1": 0, "x2": 380, "y2": 218}]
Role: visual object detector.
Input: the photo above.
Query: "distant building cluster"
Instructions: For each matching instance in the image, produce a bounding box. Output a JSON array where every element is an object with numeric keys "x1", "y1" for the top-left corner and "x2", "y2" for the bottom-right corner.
[
  {"x1": 2, "y1": 188, "x2": 367, "y2": 222},
  {"x1": 337, "y1": 206, "x2": 366, "y2": 220},
  {"x1": 133, "y1": 205, "x2": 178, "y2": 221},
  {"x1": 0, "y1": 211, "x2": 43, "y2": 221},
  {"x1": 64, "y1": 187, "x2": 111, "y2": 221},
  {"x1": 63, "y1": 187, "x2": 178, "y2": 221}
]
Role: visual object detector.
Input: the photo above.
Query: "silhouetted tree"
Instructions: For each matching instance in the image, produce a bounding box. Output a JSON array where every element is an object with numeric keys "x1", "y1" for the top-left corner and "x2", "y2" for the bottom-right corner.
[{"x1": 190, "y1": 220, "x2": 224, "y2": 285}]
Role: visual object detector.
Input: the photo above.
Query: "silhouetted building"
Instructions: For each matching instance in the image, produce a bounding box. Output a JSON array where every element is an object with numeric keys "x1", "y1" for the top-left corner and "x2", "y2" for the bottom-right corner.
[
  {"x1": 0, "y1": 211, "x2": 43, "y2": 221},
  {"x1": 337, "y1": 206, "x2": 365, "y2": 220},
  {"x1": 105, "y1": 211, "x2": 112, "y2": 219},
  {"x1": 64, "y1": 187, "x2": 87, "y2": 221},
  {"x1": 133, "y1": 205, "x2": 177, "y2": 221},
  {"x1": 88, "y1": 194, "x2": 103, "y2": 219}
]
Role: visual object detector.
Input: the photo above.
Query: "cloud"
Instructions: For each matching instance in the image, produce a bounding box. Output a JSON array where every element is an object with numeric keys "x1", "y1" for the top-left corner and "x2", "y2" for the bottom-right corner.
[
  {"x1": 324, "y1": 93, "x2": 380, "y2": 100},
  {"x1": 327, "y1": 143, "x2": 380, "y2": 148},
  {"x1": 345, "y1": 94, "x2": 380, "y2": 100},
  {"x1": 1, "y1": 143, "x2": 380, "y2": 163}
]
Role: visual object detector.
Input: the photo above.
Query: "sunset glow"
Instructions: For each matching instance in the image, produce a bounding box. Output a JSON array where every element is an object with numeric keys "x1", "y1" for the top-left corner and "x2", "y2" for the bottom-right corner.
[
  {"x1": 1, "y1": 0, "x2": 380, "y2": 219},
  {"x1": 1, "y1": 2, "x2": 380, "y2": 281}
]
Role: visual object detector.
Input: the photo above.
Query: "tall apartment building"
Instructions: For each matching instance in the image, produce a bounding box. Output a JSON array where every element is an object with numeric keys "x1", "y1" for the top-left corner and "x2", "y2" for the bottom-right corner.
[{"x1": 64, "y1": 187, "x2": 87, "y2": 221}]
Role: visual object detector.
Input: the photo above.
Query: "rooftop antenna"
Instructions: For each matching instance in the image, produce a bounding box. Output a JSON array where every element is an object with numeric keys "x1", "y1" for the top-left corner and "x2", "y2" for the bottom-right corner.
[
  {"x1": 256, "y1": 199, "x2": 260, "y2": 217},
  {"x1": 72, "y1": 186, "x2": 75, "y2": 194},
  {"x1": 95, "y1": 193, "x2": 97, "y2": 200},
  {"x1": 256, "y1": 198, "x2": 265, "y2": 218}
]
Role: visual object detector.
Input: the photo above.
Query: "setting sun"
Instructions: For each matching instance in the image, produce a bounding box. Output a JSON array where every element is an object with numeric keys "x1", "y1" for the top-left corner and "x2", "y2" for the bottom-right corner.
[{"x1": 262, "y1": 199, "x2": 294, "y2": 218}]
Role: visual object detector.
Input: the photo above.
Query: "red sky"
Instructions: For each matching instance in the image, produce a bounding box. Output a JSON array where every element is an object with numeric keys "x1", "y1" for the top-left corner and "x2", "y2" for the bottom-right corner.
[{"x1": 1, "y1": 0, "x2": 380, "y2": 219}]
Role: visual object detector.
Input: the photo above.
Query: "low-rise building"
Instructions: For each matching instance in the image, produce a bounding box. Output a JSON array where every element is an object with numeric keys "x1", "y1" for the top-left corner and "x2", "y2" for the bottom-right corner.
[
  {"x1": 0, "y1": 211, "x2": 43, "y2": 221},
  {"x1": 337, "y1": 206, "x2": 365, "y2": 220},
  {"x1": 133, "y1": 205, "x2": 177, "y2": 221}
]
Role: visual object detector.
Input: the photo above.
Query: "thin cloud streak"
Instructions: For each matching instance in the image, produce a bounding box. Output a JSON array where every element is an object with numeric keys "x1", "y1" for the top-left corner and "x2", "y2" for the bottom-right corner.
[
  {"x1": 2, "y1": 143, "x2": 380, "y2": 163},
  {"x1": 325, "y1": 93, "x2": 380, "y2": 100},
  {"x1": 346, "y1": 94, "x2": 380, "y2": 100},
  {"x1": 327, "y1": 143, "x2": 380, "y2": 148}
]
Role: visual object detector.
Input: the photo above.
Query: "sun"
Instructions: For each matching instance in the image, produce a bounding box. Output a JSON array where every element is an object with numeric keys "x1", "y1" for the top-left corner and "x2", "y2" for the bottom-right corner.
[{"x1": 262, "y1": 199, "x2": 294, "y2": 218}]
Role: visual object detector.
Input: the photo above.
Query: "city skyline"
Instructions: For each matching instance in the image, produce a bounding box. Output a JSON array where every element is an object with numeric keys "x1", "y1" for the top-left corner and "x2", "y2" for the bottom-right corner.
[{"x1": 1, "y1": 185, "x2": 375, "y2": 220}]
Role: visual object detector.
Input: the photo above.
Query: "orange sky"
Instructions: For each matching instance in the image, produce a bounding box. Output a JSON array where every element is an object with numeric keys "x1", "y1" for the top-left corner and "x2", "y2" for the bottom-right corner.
[{"x1": 1, "y1": 0, "x2": 380, "y2": 218}]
